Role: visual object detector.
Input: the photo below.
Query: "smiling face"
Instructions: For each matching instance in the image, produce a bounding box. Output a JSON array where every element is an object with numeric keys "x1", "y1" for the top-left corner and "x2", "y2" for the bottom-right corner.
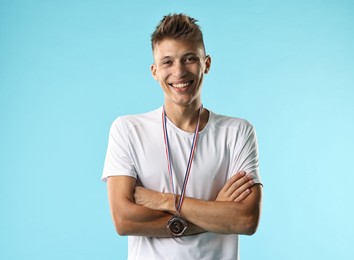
[{"x1": 151, "y1": 38, "x2": 211, "y2": 109}]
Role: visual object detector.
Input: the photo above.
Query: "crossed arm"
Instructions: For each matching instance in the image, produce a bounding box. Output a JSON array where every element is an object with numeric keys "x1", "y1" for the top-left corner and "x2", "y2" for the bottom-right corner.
[{"x1": 107, "y1": 171, "x2": 262, "y2": 237}]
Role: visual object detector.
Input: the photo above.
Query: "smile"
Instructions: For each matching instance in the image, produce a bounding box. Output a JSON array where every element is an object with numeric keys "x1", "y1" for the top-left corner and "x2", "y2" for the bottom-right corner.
[{"x1": 169, "y1": 81, "x2": 193, "y2": 89}]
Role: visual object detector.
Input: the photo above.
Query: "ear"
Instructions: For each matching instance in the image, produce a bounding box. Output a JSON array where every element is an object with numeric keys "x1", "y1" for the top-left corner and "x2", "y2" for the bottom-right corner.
[
  {"x1": 150, "y1": 64, "x2": 158, "y2": 81},
  {"x1": 204, "y1": 55, "x2": 211, "y2": 74}
]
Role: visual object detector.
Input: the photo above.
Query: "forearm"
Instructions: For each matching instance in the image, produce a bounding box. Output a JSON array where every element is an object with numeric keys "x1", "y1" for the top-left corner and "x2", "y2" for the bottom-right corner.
[
  {"x1": 108, "y1": 175, "x2": 205, "y2": 237},
  {"x1": 114, "y1": 200, "x2": 205, "y2": 237},
  {"x1": 108, "y1": 176, "x2": 169, "y2": 237},
  {"x1": 179, "y1": 197, "x2": 260, "y2": 235},
  {"x1": 149, "y1": 185, "x2": 262, "y2": 235},
  {"x1": 115, "y1": 200, "x2": 171, "y2": 237}
]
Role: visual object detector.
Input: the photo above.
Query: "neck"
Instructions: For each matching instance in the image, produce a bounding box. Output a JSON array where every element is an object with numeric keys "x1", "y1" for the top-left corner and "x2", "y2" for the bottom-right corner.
[{"x1": 164, "y1": 102, "x2": 208, "y2": 133}]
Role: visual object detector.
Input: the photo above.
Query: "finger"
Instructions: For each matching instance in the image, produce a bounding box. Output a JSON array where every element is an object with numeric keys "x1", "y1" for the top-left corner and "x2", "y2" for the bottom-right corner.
[
  {"x1": 228, "y1": 179, "x2": 254, "y2": 201},
  {"x1": 222, "y1": 171, "x2": 246, "y2": 193},
  {"x1": 225, "y1": 173, "x2": 253, "y2": 196},
  {"x1": 234, "y1": 188, "x2": 252, "y2": 202},
  {"x1": 134, "y1": 186, "x2": 142, "y2": 196}
]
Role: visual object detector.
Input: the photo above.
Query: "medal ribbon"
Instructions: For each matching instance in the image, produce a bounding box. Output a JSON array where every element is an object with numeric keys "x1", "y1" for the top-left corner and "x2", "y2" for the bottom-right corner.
[{"x1": 162, "y1": 106, "x2": 202, "y2": 213}]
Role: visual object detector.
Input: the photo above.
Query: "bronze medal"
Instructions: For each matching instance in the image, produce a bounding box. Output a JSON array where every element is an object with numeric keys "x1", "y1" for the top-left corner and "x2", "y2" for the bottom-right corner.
[{"x1": 166, "y1": 215, "x2": 188, "y2": 237}]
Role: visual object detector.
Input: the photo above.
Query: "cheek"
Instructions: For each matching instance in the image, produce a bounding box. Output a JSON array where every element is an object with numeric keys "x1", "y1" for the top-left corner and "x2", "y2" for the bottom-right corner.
[
  {"x1": 156, "y1": 73, "x2": 169, "y2": 87},
  {"x1": 159, "y1": 71, "x2": 171, "y2": 83},
  {"x1": 196, "y1": 70, "x2": 204, "y2": 81}
]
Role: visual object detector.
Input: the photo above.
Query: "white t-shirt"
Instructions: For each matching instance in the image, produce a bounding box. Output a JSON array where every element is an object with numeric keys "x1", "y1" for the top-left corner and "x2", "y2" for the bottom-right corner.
[{"x1": 102, "y1": 107, "x2": 262, "y2": 260}]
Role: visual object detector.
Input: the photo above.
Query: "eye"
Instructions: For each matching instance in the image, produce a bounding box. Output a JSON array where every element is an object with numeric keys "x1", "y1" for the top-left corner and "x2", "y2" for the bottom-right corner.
[
  {"x1": 185, "y1": 56, "x2": 199, "y2": 63},
  {"x1": 161, "y1": 60, "x2": 173, "y2": 66}
]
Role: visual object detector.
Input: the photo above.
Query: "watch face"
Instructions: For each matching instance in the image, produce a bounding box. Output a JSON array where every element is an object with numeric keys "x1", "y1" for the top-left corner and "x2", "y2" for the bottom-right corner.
[{"x1": 167, "y1": 215, "x2": 187, "y2": 237}]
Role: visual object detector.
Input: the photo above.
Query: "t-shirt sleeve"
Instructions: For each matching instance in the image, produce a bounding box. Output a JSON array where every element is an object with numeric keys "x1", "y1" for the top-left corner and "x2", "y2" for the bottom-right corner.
[
  {"x1": 231, "y1": 122, "x2": 262, "y2": 185},
  {"x1": 101, "y1": 117, "x2": 137, "y2": 182}
]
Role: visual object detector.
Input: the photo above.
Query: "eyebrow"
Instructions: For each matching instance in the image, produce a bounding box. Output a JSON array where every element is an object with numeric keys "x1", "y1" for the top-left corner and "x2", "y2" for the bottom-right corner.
[
  {"x1": 183, "y1": 52, "x2": 198, "y2": 57},
  {"x1": 159, "y1": 52, "x2": 199, "y2": 61},
  {"x1": 160, "y1": 56, "x2": 173, "y2": 61}
]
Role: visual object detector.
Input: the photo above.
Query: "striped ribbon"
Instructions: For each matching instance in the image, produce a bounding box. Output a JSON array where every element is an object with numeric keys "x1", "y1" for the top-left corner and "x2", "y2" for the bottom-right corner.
[{"x1": 162, "y1": 106, "x2": 202, "y2": 213}]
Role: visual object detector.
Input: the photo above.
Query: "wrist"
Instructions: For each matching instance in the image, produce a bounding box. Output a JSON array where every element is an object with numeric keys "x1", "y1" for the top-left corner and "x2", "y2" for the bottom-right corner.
[{"x1": 162, "y1": 193, "x2": 177, "y2": 213}]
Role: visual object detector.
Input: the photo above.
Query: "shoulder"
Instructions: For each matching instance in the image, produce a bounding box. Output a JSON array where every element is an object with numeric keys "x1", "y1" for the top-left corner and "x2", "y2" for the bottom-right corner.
[
  {"x1": 110, "y1": 107, "x2": 162, "y2": 132},
  {"x1": 209, "y1": 110, "x2": 255, "y2": 134}
]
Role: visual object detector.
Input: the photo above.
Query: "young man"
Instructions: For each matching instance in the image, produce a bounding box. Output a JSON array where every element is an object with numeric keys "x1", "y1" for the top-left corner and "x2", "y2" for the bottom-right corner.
[{"x1": 102, "y1": 14, "x2": 262, "y2": 259}]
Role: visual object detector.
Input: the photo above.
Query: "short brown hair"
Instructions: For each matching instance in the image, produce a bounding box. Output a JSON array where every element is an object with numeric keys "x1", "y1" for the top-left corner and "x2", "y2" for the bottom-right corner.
[{"x1": 151, "y1": 13, "x2": 205, "y2": 53}]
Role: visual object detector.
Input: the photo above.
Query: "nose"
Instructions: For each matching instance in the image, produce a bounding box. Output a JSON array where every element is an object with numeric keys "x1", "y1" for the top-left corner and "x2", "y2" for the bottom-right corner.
[{"x1": 172, "y1": 61, "x2": 186, "y2": 78}]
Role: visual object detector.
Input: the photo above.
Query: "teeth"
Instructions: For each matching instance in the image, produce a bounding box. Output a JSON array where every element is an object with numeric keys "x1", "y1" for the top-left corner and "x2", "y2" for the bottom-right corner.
[{"x1": 172, "y1": 82, "x2": 191, "y2": 88}]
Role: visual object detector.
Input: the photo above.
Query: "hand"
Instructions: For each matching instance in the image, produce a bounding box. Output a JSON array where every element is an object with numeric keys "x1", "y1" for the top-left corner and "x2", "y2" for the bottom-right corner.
[
  {"x1": 134, "y1": 186, "x2": 173, "y2": 212},
  {"x1": 215, "y1": 171, "x2": 254, "y2": 202}
]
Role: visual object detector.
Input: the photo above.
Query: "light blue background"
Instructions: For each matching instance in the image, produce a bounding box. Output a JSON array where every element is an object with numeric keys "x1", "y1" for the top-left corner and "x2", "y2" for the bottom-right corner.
[{"x1": 1, "y1": 0, "x2": 353, "y2": 259}]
